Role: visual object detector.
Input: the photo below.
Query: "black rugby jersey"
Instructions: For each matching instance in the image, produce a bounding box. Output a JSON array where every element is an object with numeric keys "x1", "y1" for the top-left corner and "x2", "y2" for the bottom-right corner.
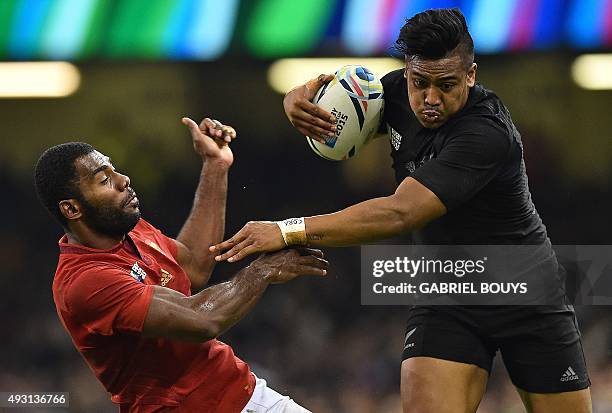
[{"x1": 380, "y1": 69, "x2": 547, "y2": 245}]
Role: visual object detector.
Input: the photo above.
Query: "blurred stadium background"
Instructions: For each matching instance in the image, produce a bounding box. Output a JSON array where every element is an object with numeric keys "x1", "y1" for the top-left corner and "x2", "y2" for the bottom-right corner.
[{"x1": 1, "y1": 0, "x2": 611, "y2": 411}]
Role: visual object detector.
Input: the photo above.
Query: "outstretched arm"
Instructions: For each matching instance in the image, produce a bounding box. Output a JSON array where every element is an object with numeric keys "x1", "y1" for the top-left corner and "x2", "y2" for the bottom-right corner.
[
  {"x1": 210, "y1": 177, "x2": 446, "y2": 262},
  {"x1": 174, "y1": 117, "x2": 236, "y2": 291},
  {"x1": 142, "y1": 249, "x2": 328, "y2": 342}
]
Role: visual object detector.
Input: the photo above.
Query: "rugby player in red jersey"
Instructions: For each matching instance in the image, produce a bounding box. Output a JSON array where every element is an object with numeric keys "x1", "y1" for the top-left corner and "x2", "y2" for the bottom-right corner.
[{"x1": 34, "y1": 117, "x2": 327, "y2": 412}]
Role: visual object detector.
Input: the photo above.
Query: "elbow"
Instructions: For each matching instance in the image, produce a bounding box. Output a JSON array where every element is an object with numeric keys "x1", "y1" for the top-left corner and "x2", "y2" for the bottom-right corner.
[
  {"x1": 193, "y1": 320, "x2": 221, "y2": 342},
  {"x1": 388, "y1": 195, "x2": 418, "y2": 234}
]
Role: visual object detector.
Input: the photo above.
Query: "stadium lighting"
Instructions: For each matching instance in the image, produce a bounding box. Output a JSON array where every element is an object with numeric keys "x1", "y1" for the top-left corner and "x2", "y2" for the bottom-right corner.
[
  {"x1": 572, "y1": 54, "x2": 612, "y2": 90},
  {"x1": 0, "y1": 62, "x2": 80, "y2": 98},
  {"x1": 268, "y1": 58, "x2": 404, "y2": 94}
]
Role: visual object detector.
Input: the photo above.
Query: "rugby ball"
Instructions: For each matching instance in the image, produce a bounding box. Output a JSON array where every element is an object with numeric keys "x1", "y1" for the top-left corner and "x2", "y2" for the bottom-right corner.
[{"x1": 307, "y1": 65, "x2": 384, "y2": 161}]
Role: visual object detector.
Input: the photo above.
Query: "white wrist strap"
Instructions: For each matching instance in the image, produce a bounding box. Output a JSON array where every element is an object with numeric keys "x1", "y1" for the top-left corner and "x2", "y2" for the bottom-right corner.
[{"x1": 276, "y1": 217, "x2": 307, "y2": 246}]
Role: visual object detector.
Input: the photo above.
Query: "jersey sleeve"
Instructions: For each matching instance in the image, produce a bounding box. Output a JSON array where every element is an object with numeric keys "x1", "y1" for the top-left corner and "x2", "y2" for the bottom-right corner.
[
  {"x1": 64, "y1": 264, "x2": 155, "y2": 336},
  {"x1": 411, "y1": 117, "x2": 511, "y2": 211}
]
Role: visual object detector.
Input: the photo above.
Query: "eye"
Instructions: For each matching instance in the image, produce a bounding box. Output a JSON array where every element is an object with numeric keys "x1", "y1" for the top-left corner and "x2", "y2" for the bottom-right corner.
[
  {"x1": 101, "y1": 176, "x2": 109, "y2": 184},
  {"x1": 413, "y1": 78, "x2": 426, "y2": 88},
  {"x1": 441, "y1": 83, "x2": 455, "y2": 91}
]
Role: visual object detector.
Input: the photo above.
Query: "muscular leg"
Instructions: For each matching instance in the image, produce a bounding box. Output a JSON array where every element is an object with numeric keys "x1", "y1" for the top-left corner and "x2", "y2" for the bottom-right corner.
[
  {"x1": 401, "y1": 357, "x2": 488, "y2": 413},
  {"x1": 517, "y1": 388, "x2": 592, "y2": 413}
]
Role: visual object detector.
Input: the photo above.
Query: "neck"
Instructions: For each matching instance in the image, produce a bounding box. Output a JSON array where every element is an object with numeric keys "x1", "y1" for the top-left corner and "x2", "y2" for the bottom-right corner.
[{"x1": 66, "y1": 223, "x2": 125, "y2": 250}]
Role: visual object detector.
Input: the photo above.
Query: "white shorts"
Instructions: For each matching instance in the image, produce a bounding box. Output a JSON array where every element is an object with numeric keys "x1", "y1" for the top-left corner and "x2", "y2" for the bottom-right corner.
[{"x1": 241, "y1": 376, "x2": 312, "y2": 413}]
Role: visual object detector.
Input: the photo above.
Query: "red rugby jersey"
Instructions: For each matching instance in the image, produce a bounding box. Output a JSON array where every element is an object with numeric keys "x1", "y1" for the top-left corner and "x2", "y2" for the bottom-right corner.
[{"x1": 52, "y1": 219, "x2": 255, "y2": 412}]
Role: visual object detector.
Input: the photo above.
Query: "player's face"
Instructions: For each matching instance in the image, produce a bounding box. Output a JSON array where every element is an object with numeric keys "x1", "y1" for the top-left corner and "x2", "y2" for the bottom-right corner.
[
  {"x1": 74, "y1": 151, "x2": 140, "y2": 237},
  {"x1": 405, "y1": 53, "x2": 476, "y2": 129}
]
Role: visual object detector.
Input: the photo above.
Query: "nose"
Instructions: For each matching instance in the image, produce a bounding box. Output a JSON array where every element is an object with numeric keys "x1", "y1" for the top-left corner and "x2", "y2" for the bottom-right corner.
[
  {"x1": 424, "y1": 87, "x2": 441, "y2": 107},
  {"x1": 116, "y1": 172, "x2": 130, "y2": 190}
]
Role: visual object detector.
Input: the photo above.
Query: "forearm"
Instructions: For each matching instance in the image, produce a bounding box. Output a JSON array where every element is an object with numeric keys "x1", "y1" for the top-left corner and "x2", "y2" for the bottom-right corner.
[
  {"x1": 177, "y1": 159, "x2": 229, "y2": 288},
  {"x1": 304, "y1": 195, "x2": 410, "y2": 247},
  {"x1": 144, "y1": 264, "x2": 270, "y2": 342},
  {"x1": 188, "y1": 264, "x2": 269, "y2": 339}
]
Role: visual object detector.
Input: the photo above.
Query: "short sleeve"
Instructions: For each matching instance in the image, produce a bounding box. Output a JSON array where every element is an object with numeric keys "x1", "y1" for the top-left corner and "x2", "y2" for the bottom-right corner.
[
  {"x1": 411, "y1": 118, "x2": 511, "y2": 211},
  {"x1": 65, "y1": 265, "x2": 155, "y2": 335}
]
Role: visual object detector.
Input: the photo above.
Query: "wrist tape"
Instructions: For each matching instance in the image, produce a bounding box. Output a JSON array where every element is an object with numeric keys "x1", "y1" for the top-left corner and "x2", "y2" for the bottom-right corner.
[{"x1": 276, "y1": 217, "x2": 307, "y2": 246}]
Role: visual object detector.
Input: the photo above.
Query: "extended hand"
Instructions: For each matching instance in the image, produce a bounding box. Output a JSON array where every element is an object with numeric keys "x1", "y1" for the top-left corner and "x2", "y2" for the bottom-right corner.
[
  {"x1": 182, "y1": 117, "x2": 236, "y2": 167},
  {"x1": 283, "y1": 74, "x2": 337, "y2": 142},
  {"x1": 252, "y1": 248, "x2": 328, "y2": 284},
  {"x1": 210, "y1": 221, "x2": 286, "y2": 262}
]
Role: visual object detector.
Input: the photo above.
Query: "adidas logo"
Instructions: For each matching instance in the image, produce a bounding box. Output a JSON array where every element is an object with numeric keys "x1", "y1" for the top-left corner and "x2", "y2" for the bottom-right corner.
[{"x1": 560, "y1": 366, "x2": 579, "y2": 382}]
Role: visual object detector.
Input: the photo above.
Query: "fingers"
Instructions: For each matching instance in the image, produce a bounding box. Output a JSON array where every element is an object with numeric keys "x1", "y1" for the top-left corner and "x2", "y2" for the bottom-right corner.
[
  {"x1": 265, "y1": 264, "x2": 327, "y2": 284},
  {"x1": 210, "y1": 232, "x2": 245, "y2": 257},
  {"x1": 299, "y1": 99, "x2": 336, "y2": 125},
  {"x1": 298, "y1": 254, "x2": 329, "y2": 270},
  {"x1": 202, "y1": 118, "x2": 236, "y2": 143},
  {"x1": 224, "y1": 245, "x2": 259, "y2": 263},
  {"x1": 181, "y1": 117, "x2": 199, "y2": 132},
  {"x1": 293, "y1": 119, "x2": 334, "y2": 143},
  {"x1": 294, "y1": 247, "x2": 325, "y2": 258},
  {"x1": 183, "y1": 116, "x2": 237, "y2": 144},
  {"x1": 295, "y1": 265, "x2": 328, "y2": 277},
  {"x1": 304, "y1": 73, "x2": 334, "y2": 99},
  {"x1": 215, "y1": 239, "x2": 255, "y2": 263}
]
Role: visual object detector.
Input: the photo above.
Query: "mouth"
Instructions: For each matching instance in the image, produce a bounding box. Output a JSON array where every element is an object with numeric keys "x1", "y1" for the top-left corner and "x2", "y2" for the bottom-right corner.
[
  {"x1": 421, "y1": 110, "x2": 442, "y2": 123},
  {"x1": 124, "y1": 192, "x2": 139, "y2": 208}
]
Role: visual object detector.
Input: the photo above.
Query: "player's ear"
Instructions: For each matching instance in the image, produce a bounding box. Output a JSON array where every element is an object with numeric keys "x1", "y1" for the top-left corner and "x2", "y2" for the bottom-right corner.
[
  {"x1": 466, "y1": 63, "x2": 477, "y2": 87},
  {"x1": 59, "y1": 199, "x2": 82, "y2": 221}
]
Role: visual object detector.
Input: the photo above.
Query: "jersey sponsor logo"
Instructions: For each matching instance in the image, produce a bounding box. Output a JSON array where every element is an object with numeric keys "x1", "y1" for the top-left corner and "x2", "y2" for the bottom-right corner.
[
  {"x1": 130, "y1": 262, "x2": 147, "y2": 283},
  {"x1": 390, "y1": 126, "x2": 402, "y2": 151},
  {"x1": 560, "y1": 366, "x2": 579, "y2": 382},
  {"x1": 160, "y1": 268, "x2": 173, "y2": 287},
  {"x1": 404, "y1": 327, "x2": 417, "y2": 350}
]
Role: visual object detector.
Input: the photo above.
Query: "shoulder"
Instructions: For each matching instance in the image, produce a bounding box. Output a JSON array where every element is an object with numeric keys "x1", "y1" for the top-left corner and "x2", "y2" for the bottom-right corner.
[
  {"x1": 441, "y1": 114, "x2": 512, "y2": 164},
  {"x1": 54, "y1": 260, "x2": 125, "y2": 308},
  {"x1": 381, "y1": 69, "x2": 405, "y2": 93}
]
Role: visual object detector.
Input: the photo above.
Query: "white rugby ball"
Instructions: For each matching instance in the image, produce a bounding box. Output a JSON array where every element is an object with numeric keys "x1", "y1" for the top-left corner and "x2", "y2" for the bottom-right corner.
[{"x1": 307, "y1": 65, "x2": 384, "y2": 161}]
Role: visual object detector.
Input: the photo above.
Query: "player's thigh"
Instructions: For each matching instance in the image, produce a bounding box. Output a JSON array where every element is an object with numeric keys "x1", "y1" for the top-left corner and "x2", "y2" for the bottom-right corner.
[
  {"x1": 401, "y1": 357, "x2": 488, "y2": 413},
  {"x1": 400, "y1": 307, "x2": 496, "y2": 413},
  {"x1": 500, "y1": 307, "x2": 590, "y2": 394},
  {"x1": 517, "y1": 387, "x2": 592, "y2": 413}
]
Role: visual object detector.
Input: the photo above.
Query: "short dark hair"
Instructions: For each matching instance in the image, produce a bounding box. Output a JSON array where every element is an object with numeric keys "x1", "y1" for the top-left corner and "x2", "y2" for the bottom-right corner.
[
  {"x1": 34, "y1": 142, "x2": 95, "y2": 226},
  {"x1": 394, "y1": 8, "x2": 474, "y2": 69}
]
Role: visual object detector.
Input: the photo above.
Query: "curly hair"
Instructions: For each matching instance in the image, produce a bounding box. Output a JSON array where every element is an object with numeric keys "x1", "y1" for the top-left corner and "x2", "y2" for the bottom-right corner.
[{"x1": 34, "y1": 142, "x2": 94, "y2": 226}]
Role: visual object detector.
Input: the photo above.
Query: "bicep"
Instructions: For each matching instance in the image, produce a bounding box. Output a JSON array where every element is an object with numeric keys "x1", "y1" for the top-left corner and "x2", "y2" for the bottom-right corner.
[
  {"x1": 142, "y1": 285, "x2": 215, "y2": 342},
  {"x1": 173, "y1": 239, "x2": 193, "y2": 270},
  {"x1": 392, "y1": 177, "x2": 447, "y2": 229},
  {"x1": 172, "y1": 239, "x2": 203, "y2": 288}
]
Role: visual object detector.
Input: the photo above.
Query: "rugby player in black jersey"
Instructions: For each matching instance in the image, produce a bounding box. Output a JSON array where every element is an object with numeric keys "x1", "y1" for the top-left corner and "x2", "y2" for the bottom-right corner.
[{"x1": 210, "y1": 8, "x2": 592, "y2": 413}]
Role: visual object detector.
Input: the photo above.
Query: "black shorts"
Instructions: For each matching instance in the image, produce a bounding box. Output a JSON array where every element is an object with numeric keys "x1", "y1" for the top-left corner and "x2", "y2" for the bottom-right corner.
[{"x1": 402, "y1": 305, "x2": 590, "y2": 393}]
